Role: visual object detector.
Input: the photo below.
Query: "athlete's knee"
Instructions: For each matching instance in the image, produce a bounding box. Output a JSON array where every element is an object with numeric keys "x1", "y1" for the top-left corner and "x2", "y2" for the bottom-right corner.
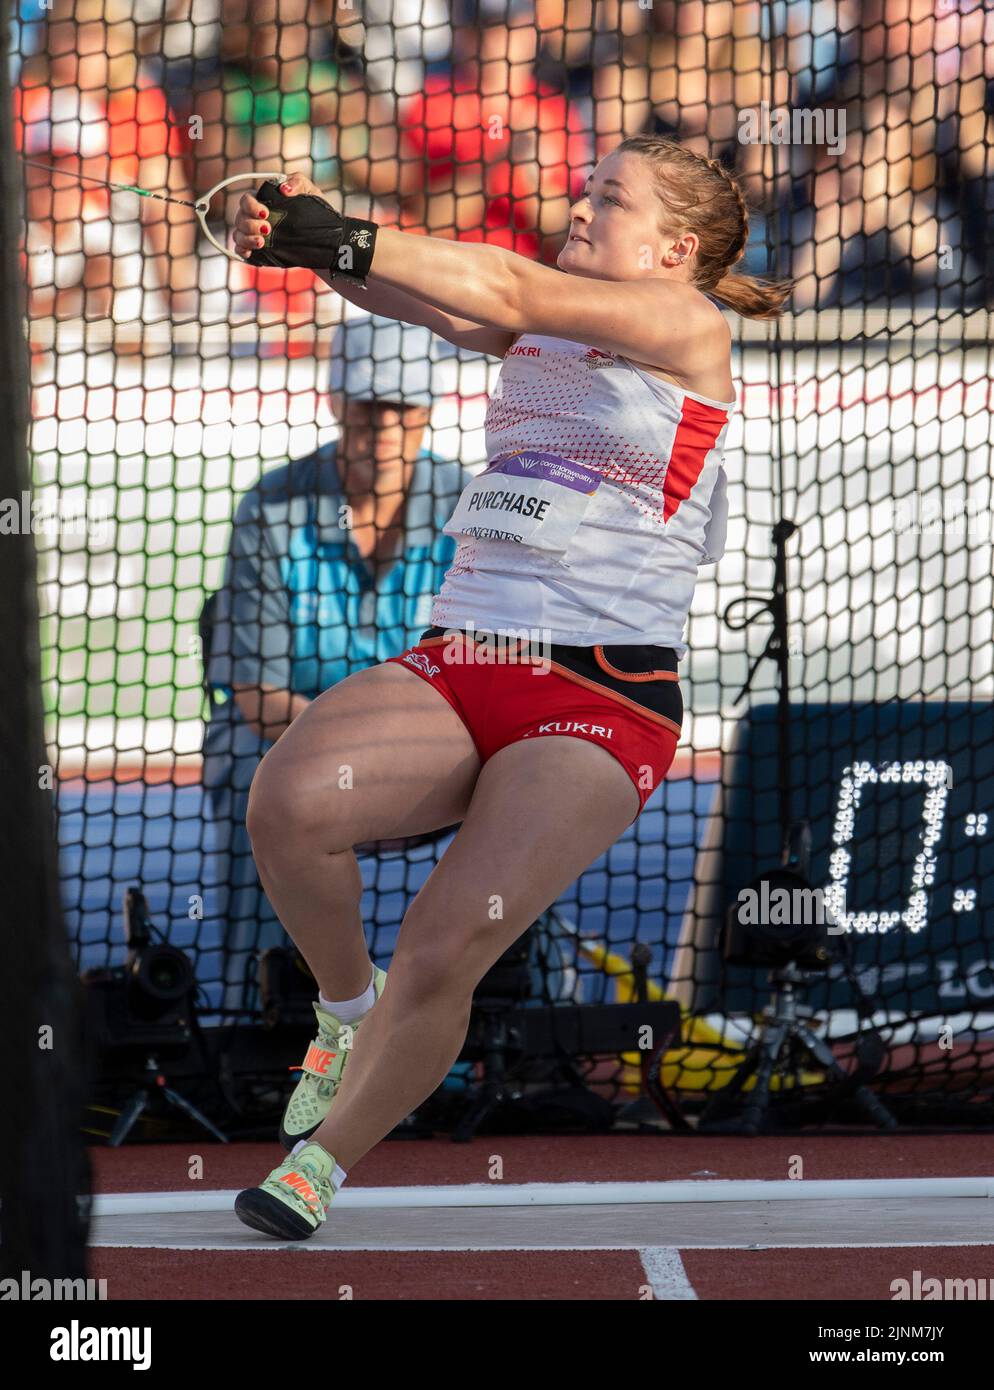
[
  {"x1": 246, "y1": 746, "x2": 353, "y2": 864},
  {"x1": 245, "y1": 757, "x2": 300, "y2": 865},
  {"x1": 391, "y1": 910, "x2": 516, "y2": 1004},
  {"x1": 387, "y1": 945, "x2": 478, "y2": 1012}
]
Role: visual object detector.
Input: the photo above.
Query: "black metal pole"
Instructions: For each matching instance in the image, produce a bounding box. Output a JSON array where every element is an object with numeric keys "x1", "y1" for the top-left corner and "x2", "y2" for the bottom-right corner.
[
  {"x1": 0, "y1": 8, "x2": 92, "y2": 1279},
  {"x1": 770, "y1": 518, "x2": 798, "y2": 853}
]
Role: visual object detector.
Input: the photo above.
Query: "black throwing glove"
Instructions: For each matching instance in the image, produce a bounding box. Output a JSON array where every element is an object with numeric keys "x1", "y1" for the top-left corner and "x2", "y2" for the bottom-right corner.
[{"x1": 246, "y1": 180, "x2": 378, "y2": 284}]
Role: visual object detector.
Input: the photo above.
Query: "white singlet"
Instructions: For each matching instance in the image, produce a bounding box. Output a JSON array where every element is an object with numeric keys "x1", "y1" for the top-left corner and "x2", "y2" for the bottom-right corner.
[{"x1": 431, "y1": 332, "x2": 735, "y2": 658}]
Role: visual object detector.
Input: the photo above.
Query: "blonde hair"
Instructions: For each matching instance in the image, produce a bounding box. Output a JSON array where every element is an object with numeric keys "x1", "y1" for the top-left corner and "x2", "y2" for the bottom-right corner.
[{"x1": 616, "y1": 135, "x2": 793, "y2": 321}]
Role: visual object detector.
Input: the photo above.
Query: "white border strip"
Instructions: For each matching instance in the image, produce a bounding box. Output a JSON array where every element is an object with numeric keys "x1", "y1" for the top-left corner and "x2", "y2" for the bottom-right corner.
[
  {"x1": 91, "y1": 1176, "x2": 994, "y2": 1217},
  {"x1": 89, "y1": 1238, "x2": 994, "y2": 1253}
]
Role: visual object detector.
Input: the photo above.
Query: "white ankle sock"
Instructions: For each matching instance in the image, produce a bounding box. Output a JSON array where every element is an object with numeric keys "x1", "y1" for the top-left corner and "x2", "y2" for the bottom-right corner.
[
  {"x1": 318, "y1": 968, "x2": 376, "y2": 1024},
  {"x1": 292, "y1": 1139, "x2": 347, "y2": 1190}
]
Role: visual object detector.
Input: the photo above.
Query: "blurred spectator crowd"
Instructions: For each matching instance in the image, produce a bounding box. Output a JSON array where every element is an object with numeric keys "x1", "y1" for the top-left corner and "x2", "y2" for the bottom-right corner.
[{"x1": 10, "y1": 0, "x2": 994, "y2": 322}]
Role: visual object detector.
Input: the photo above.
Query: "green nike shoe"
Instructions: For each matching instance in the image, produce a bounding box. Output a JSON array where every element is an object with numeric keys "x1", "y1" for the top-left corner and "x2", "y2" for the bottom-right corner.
[
  {"x1": 278, "y1": 965, "x2": 387, "y2": 1150},
  {"x1": 234, "y1": 1142, "x2": 339, "y2": 1241}
]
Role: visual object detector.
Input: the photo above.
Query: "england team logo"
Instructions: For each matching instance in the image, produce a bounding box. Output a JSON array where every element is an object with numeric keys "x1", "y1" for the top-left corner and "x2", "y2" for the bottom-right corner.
[{"x1": 403, "y1": 652, "x2": 441, "y2": 678}]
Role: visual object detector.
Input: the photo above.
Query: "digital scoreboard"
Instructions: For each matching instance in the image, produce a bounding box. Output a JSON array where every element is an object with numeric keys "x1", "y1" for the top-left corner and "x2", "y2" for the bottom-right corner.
[{"x1": 672, "y1": 702, "x2": 994, "y2": 1017}]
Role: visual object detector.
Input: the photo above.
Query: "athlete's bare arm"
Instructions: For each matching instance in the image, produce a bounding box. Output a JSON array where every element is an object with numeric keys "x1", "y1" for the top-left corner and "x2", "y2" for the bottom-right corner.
[
  {"x1": 236, "y1": 177, "x2": 724, "y2": 375},
  {"x1": 338, "y1": 226, "x2": 726, "y2": 383},
  {"x1": 358, "y1": 233, "x2": 728, "y2": 383},
  {"x1": 343, "y1": 225, "x2": 728, "y2": 381},
  {"x1": 320, "y1": 271, "x2": 516, "y2": 358},
  {"x1": 232, "y1": 684, "x2": 311, "y2": 743}
]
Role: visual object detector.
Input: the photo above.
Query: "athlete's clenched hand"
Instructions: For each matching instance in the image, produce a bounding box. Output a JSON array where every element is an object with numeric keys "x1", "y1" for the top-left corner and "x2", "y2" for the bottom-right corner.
[
  {"x1": 233, "y1": 191, "x2": 272, "y2": 259},
  {"x1": 232, "y1": 173, "x2": 327, "y2": 259}
]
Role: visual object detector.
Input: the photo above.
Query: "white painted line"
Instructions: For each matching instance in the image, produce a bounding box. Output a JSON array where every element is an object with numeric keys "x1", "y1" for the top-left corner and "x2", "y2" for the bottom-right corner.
[
  {"x1": 90, "y1": 1176, "x2": 994, "y2": 1218},
  {"x1": 639, "y1": 1247, "x2": 698, "y2": 1300}
]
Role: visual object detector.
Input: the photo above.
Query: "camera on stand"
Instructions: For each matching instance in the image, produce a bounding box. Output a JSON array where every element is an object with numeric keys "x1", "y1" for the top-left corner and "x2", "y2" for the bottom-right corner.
[
  {"x1": 82, "y1": 886, "x2": 195, "y2": 1053},
  {"x1": 81, "y1": 886, "x2": 226, "y2": 1145},
  {"x1": 696, "y1": 823, "x2": 896, "y2": 1134}
]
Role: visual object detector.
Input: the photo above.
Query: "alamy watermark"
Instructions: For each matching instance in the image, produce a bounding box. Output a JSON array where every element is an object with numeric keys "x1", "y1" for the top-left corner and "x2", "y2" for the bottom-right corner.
[
  {"x1": 891, "y1": 1269, "x2": 994, "y2": 1300},
  {"x1": 734, "y1": 880, "x2": 843, "y2": 928},
  {"x1": 0, "y1": 491, "x2": 110, "y2": 543},
  {"x1": 893, "y1": 492, "x2": 993, "y2": 538},
  {"x1": 738, "y1": 102, "x2": 846, "y2": 156},
  {"x1": 439, "y1": 622, "x2": 553, "y2": 674},
  {"x1": 1, "y1": 1270, "x2": 108, "y2": 1300},
  {"x1": 50, "y1": 1321, "x2": 150, "y2": 1369}
]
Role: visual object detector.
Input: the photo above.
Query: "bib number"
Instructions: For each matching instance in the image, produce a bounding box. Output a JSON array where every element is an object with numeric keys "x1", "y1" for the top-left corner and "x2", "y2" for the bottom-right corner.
[{"x1": 443, "y1": 451, "x2": 601, "y2": 554}]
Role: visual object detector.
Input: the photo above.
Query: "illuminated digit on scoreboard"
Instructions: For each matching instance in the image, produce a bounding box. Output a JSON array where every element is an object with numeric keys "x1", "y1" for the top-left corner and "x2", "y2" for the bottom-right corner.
[{"x1": 823, "y1": 760, "x2": 950, "y2": 933}]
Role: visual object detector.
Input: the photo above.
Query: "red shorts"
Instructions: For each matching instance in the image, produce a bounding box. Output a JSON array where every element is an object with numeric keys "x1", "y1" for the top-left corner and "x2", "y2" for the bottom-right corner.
[{"x1": 386, "y1": 627, "x2": 683, "y2": 824}]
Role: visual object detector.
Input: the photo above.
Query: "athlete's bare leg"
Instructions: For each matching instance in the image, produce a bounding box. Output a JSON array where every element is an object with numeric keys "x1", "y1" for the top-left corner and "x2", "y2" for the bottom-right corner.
[
  {"x1": 247, "y1": 663, "x2": 481, "y2": 1000},
  {"x1": 306, "y1": 734, "x2": 640, "y2": 1170}
]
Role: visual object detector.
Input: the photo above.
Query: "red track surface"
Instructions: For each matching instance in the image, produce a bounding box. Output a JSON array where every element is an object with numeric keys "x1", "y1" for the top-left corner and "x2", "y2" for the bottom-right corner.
[
  {"x1": 90, "y1": 1132, "x2": 992, "y2": 1190},
  {"x1": 89, "y1": 1244, "x2": 994, "y2": 1302},
  {"x1": 88, "y1": 1134, "x2": 994, "y2": 1300}
]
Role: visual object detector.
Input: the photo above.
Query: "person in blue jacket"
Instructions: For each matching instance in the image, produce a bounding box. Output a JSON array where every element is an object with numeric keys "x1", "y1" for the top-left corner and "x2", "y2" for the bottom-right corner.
[{"x1": 202, "y1": 314, "x2": 472, "y2": 1013}]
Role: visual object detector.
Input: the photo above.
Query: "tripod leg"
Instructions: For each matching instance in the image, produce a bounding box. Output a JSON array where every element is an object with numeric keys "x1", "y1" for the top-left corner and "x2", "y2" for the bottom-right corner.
[
  {"x1": 718, "y1": 1049, "x2": 760, "y2": 1102},
  {"x1": 644, "y1": 1020, "x2": 693, "y2": 1132},
  {"x1": 452, "y1": 1012, "x2": 513, "y2": 1143},
  {"x1": 697, "y1": 1045, "x2": 761, "y2": 1129},
  {"x1": 109, "y1": 1088, "x2": 150, "y2": 1147},
  {"x1": 160, "y1": 1086, "x2": 229, "y2": 1143},
  {"x1": 849, "y1": 1085, "x2": 898, "y2": 1130},
  {"x1": 794, "y1": 1025, "x2": 850, "y2": 1079},
  {"x1": 737, "y1": 1022, "x2": 790, "y2": 1135},
  {"x1": 794, "y1": 1026, "x2": 898, "y2": 1131},
  {"x1": 451, "y1": 1085, "x2": 510, "y2": 1143}
]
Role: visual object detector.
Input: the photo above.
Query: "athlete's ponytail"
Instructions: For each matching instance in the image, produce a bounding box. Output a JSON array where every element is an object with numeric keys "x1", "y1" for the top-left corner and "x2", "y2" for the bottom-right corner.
[
  {"x1": 707, "y1": 268, "x2": 793, "y2": 321},
  {"x1": 616, "y1": 135, "x2": 794, "y2": 321}
]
